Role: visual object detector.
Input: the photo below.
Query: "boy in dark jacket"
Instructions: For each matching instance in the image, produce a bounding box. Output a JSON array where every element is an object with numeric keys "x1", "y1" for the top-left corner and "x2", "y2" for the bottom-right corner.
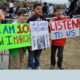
[{"x1": 27, "y1": 4, "x2": 46, "y2": 69}]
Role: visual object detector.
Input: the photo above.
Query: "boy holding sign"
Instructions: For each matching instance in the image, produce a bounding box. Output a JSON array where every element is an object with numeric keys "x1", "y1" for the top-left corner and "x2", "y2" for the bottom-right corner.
[
  {"x1": 9, "y1": 8, "x2": 28, "y2": 69},
  {"x1": 50, "y1": 5, "x2": 69, "y2": 69},
  {"x1": 27, "y1": 4, "x2": 46, "y2": 69}
]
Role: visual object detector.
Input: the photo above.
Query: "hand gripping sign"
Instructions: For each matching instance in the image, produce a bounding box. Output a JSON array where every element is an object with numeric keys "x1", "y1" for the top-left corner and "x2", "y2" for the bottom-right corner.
[
  {"x1": 0, "y1": 23, "x2": 31, "y2": 50},
  {"x1": 49, "y1": 18, "x2": 79, "y2": 40}
]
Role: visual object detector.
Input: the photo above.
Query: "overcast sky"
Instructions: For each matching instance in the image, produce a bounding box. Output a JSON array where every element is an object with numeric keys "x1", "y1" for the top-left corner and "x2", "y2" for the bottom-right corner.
[{"x1": 40, "y1": 0, "x2": 69, "y2": 4}]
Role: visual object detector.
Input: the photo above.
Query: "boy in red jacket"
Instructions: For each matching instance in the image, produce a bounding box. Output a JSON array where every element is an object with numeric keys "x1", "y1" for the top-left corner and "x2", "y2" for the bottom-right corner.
[{"x1": 50, "y1": 5, "x2": 68, "y2": 69}]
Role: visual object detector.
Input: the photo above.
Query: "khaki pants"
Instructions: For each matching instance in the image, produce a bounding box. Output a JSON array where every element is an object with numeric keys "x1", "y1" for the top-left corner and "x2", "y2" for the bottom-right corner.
[{"x1": 9, "y1": 48, "x2": 24, "y2": 69}]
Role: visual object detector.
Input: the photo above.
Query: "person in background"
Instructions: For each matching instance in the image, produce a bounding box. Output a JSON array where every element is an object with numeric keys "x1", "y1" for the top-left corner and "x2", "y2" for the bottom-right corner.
[
  {"x1": 43, "y1": 2, "x2": 48, "y2": 14},
  {"x1": 9, "y1": 2, "x2": 20, "y2": 18},
  {"x1": 42, "y1": 2, "x2": 48, "y2": 18},
  {"x1": 48, "y1": 4, "x2": 54, "y2": 15},
  {"x1": 1, "y1": 3, "x2": 7, "y2": 14}
]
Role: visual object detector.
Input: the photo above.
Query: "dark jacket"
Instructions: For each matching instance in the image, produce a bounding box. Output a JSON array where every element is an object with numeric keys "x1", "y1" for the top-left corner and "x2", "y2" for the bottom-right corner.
[
  {"x1": 27, "y1": 15, "x2": 46, "y2": 23},
  {"x1": 9, "y1": 6, "x2": 19, "y2": 14},
  {"x1": 27, "y1": 15, "x2": 50, "y2": 32},
  {"x1": 42, "y1": 5, "x2": 48, "y2": 14}
]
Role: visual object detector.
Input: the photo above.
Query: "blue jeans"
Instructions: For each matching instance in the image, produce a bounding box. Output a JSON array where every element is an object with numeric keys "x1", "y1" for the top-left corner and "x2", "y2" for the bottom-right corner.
[
  {"x1": 28, "y1": 49, "x2": 42, "y2": 69},
  {"x1": 51, "y1": 45, "x2": 64, "y2": 67}
]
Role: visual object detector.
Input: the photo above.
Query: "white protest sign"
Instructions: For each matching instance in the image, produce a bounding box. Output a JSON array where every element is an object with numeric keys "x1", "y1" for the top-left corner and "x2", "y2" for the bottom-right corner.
[
  {"x1": 30, "y1": 21, "x2": 50, "y2": 50},
  {"x1": 50, "y1": 18, "x2": 79, "y2": 40},
  {"x1": 9, "y1": 3, "x2": 13, "y2": 8}
]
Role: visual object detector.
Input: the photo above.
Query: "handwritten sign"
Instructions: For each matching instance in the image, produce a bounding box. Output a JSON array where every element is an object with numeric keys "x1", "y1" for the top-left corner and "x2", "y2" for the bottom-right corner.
[
  {"x1": 0, "y1": 23, "x2": 31, "y2": 50},
  {"x1": 50, "y1": 18, "x2": 79, "y2": 40},
  {"x1": 30, "y1": 21, "x2": 50, "y2": 50}
]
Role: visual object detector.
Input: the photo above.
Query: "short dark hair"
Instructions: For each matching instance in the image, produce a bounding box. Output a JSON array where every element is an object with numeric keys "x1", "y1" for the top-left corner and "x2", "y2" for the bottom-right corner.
[
  {"x1": 16, "y1": 8, "x2": 28, "y2": 16},
  {"x1": 54, "y1": 5, "x2": 63, "y2": 12},
  {"x1": 44, "y1": 2, "x2": 47, "y2": 5},
  {"x1": 50, "y1": 4, "x2": 52, "y2": 6},
  {"x1": 33, "y1": 4, "x2": 42, "y2": 10}
]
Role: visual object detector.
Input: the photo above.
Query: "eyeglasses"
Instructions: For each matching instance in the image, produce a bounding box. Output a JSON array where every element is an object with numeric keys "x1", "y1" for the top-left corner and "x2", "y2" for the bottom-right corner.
[
  {"x1": 35, "y1": 9, "x2": 42, "y2": 11},
  {"x1": 22, "y1": 15, "x2": 28, "y2": 17}
]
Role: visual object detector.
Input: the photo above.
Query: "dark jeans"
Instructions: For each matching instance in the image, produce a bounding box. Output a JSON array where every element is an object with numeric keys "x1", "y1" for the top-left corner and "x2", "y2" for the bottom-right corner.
[
  {"x1": 28, "y1": 49, "x2": 42, "y2": 69},
  {"x1": 51, "y1": 45, "x2": 64, "y2": 67}
]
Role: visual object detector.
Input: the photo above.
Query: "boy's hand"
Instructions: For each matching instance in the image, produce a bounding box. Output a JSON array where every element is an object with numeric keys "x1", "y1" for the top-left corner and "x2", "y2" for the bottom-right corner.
[
  {"x1": 48, "y1": 23, "x2": 51, "y2": 33},
  {"x1": 78, "y1": 18, "x2": 80, "y2": 22},
  {"x1": 29, "y1": 47, "x2": 32, "y2": 51},
  {"x1": 78, "y1": 18, "x2": 80, "y2": 28}
]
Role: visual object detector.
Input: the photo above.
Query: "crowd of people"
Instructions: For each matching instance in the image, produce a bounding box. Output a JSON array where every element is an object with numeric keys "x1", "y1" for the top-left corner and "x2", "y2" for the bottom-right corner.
[
  {"x1": 0, "y1": 1, "x2": 80, "y2": 70},
  {"x1": 0, "y1": 0, "x2": 80, "y2": 23},
  {"x1": 68, "y1": 0, "x2": 80, "y2": 17},
  {"x1": 0, "y1": 2, "x2": 69, "y2": 23}
]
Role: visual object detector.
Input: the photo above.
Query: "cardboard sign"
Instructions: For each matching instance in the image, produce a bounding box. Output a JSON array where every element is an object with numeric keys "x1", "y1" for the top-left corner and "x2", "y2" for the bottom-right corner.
[
  {"x1": 50, "y1": 18, "x2": 79, "y2": 40},
  {"x1": 0, "y1": 23, "x2": 31, "y2": 50},
  {"x1": 30, "y1": 21, "x2": 50, "y2": 50}
]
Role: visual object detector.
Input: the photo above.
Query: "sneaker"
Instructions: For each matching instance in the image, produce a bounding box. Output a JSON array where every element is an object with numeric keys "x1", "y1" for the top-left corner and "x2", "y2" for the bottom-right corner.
[
  {"x1": 28, "y1": 67, "x2": 33, "y2": 70},
  {"x1": 59, "y1": 66, "x2": 64, "y2": 70},
  {"x1": 50, "y1": 65, "x2": 55, "y2": 69},
  {"x1": 34, "y1": 66, "x2": 40, "y2": 70},
  {"x1": 36, "y1": 66, "x2": 40, "y2": 70}
]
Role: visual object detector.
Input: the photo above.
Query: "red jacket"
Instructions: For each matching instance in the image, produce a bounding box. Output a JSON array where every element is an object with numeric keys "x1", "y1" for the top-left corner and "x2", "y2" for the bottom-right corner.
[{"x1": 51, "y1": 17, "x2": 69, "y2": 46}]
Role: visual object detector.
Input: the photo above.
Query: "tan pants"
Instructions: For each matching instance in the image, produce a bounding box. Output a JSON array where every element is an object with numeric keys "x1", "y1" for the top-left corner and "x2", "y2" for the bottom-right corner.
[{"x1": 9, "y1": 48, "x2": 24, "y2": 69}]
